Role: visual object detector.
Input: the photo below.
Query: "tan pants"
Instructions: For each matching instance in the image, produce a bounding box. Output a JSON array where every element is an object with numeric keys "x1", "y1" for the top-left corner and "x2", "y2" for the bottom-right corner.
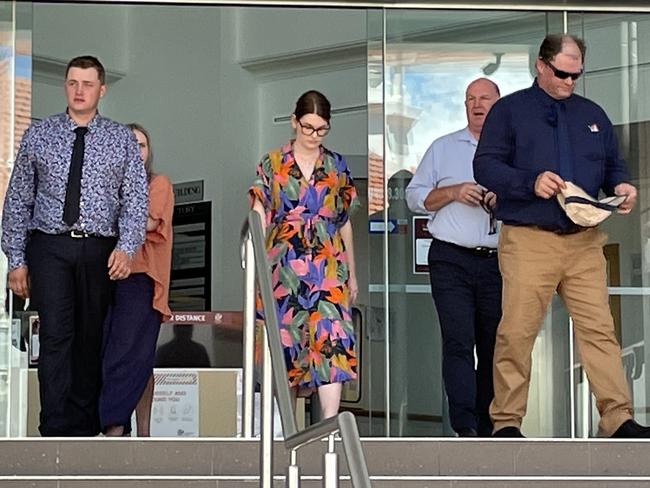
[{"x1": 491, "y1": 225, "x2": 633, "y2": 436}]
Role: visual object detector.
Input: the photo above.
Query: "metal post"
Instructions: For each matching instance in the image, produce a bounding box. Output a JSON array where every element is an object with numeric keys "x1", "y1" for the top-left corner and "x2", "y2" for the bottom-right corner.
[
  {"x1": 338, "y1": 411, "x2": 371, "y2": 488},
  {"x1": 581, "y1": 368, "x2": 590, "y2": 438},
  {"x1": 287, "y1": 449, "x2": 300, "y2": 488},
  {"x1": 569, "y1": 317, "x2": 576, "y2": 438},
  {"x1": 323, "y1": 434, "x2": 338, "y2": 488},
  {"x1": 381, "y1": 8, "x2": 391, "y2": 438},
  {"x1": 260, "y1": 327, "x2": 274, "y2": 488},
  {"x1": 241, "y1": 232, "x2": 256, "y2": 438}
]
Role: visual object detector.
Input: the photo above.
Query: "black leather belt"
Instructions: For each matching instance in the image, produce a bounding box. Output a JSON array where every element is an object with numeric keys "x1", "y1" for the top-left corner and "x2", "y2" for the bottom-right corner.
[
  {"x1": 472, "y1": 246, "x2": 498, "y2": 257},
  {"x1": 33, "y1": 229, "x2": 112, "y2": 239},
  {"x1": 434, "y1": 238, "x2": 497, "y2": 257},
  {"x1": 533, "y1": 225, "x2": 590, "y2": 235},
  {"x1": 68, "y1": 229, "x2": 100, "y2": 239}
]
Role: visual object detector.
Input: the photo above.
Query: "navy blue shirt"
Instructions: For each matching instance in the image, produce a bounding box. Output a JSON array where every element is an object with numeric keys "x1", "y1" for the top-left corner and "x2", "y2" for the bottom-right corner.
[{"x1": 473, "y1": 80, "x2": 630, "y2": 232}]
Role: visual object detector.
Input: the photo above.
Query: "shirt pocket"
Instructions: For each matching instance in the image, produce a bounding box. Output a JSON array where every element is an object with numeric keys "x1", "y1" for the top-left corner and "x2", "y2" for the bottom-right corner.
[
  {"x1": 580, "y1": 130, "x2": 605, "y2": 161},
  {"x1": 575, "y1": 131, "x2": 604, "y2": 186}
]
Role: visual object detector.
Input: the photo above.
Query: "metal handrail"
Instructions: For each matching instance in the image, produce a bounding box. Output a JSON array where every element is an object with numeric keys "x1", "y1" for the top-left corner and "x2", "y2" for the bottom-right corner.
[
  {"x1": 245, "y1": 211, "x2": 298, "y2": 438},
  {"x1": 241, "y1": 210, "x2": 371, "y2": 487}
]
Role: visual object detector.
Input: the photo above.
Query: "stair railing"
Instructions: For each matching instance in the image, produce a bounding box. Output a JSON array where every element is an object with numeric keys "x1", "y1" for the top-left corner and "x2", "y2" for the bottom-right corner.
[{"x1": 241, "y1": 210, "x2": 371, "y2": 488}]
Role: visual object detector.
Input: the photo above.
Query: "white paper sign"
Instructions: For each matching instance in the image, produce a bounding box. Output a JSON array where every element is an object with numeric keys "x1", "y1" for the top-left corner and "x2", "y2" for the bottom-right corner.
[
  {"x1": 150, "y1": 370, "x2": 199, "y2": 437},
  {"x1": 416, "y1": 238, "x2": 432, "y2": 267}
]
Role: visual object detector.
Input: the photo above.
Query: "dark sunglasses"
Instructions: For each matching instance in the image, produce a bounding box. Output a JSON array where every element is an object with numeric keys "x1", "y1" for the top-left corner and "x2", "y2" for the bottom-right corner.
[{"x1": 544, "y1": 61, "x2": 583, "y2": 81}]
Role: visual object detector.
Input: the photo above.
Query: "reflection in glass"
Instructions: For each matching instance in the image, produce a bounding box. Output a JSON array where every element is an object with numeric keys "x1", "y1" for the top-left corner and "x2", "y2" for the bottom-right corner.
[
  {"x1": 1, "y1": 0, "x2": 31, "y2": 438},
  {"x1": 569, "y1": 12, "x2": 650, "y2": 433},
  {"x1": 380, "y1": 9, "x2": 568, "y2": 436}
]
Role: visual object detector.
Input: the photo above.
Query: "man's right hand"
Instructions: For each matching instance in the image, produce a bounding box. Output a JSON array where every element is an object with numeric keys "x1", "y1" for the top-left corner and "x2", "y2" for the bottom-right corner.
[
  {"x1": 534, "y1": 171, "x2": 566, "y2": 199},
  {"x1": 449, "y1": 182, "x2": 484, "y2": 207},
  {"x1": 8, "y1": 266, "x2": 29, "y2": 298}
]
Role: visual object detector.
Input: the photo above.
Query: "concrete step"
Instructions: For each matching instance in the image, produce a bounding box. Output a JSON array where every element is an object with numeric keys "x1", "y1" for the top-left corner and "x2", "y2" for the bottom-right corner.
[
  {"x1": 2, "y1": 438, "x2": 650, "y2": 487},
  {"x1": 3, "y1": 478, "x2": 650, "y2": 488}
]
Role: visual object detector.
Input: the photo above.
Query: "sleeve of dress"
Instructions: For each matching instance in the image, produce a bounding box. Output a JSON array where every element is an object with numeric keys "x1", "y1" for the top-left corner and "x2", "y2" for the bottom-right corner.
[
  {"x1": 248, "y1": 155, "x2": 271, "y2": 206},
  {"x1": 248, "y1": 154, "x2": 275, "y2": 225},
  {"x1": 335, "y1": 154, "x2": 360, "y2": 227},
  {"x1": 146, "y1": 175, "x2": 174, "y2": 244}
]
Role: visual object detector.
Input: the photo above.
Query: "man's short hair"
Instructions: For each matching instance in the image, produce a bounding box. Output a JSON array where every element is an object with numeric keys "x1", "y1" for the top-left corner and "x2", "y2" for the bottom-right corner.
[
  {"x1": 538, "y1": 34, "x2": 586, "y2": 63},
  {"x1": 65, "y1": 56, "x2": 106, "y2": 84}
]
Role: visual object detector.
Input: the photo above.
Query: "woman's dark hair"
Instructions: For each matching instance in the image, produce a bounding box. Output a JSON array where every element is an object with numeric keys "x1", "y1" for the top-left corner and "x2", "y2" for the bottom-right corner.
[
  {"x1": 127, "y1": 123, "x2": 154, "y2": 182},
  {"x1": 293, "y1": 90, "x2": 331, "y2": 122}
]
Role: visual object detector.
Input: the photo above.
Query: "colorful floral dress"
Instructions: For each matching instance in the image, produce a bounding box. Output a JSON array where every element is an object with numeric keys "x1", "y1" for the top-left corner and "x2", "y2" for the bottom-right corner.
[{"x1": 249, "y1": 141, "x2": 360, "y2": 391}]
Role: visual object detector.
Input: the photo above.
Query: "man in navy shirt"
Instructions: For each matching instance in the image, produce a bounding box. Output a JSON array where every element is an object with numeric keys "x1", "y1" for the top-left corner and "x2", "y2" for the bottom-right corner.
[{"x1": 474, "y1": 34, "x2": 649, "y2": 438}]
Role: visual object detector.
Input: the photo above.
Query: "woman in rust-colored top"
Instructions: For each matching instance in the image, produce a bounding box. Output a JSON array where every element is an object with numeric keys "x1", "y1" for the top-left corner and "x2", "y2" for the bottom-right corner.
[{"x1": 99, "y1": 123, "x2": 174, "y2": 436}]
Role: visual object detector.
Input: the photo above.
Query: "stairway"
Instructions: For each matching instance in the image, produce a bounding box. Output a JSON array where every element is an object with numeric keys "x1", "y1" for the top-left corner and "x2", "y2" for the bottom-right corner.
[{"x1": 2, "y1": 437, "x2": 650, "y2": 487}]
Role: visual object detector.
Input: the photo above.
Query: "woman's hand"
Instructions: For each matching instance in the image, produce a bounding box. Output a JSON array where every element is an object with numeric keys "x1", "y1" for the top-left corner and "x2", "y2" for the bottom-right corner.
[{"x1": 348, "y1": 273, "x2": 359, "y2": 305}]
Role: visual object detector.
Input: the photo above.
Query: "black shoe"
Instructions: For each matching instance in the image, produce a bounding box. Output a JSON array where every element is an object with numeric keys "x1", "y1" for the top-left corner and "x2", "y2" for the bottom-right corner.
[
  {"x1": 456, "y1": 427, "x2": 478, "y2": 437},
  {"x1": 492, "y1": 426, "x2": 525, "y2": 438},
  {"x1": 611, "y1": 419, "x2": 650, "y2": 438}
]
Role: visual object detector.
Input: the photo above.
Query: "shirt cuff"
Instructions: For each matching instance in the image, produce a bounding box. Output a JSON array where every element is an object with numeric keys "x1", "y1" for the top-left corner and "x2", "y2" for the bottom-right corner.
[
  {"x1": 8, "y1": 253, "x2": 26, "y2": 271},
  {"x1": 115, "y1": 241, "x2": 137, "y2": 258}
]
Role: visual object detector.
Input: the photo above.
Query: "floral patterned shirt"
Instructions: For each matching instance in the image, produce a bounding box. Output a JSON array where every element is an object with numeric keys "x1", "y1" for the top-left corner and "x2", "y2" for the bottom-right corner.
[{"x1": 2, "y1": 112, "x2": 148, "y2": 269}]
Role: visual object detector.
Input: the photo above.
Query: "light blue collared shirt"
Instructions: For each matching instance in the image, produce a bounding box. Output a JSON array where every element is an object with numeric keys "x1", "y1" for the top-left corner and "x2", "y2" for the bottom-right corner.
[{"x1": 406, "y1": 127, "x2": 499, "y2": 249}]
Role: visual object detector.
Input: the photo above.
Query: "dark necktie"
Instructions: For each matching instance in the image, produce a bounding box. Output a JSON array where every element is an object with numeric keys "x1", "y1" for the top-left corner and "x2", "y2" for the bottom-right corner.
[
  {"x1": 555, "y1": 101, "x2": 573, "y2": 182},
  {"x1": 63, "y1": 126, "x2": 88, "y2": 226}
]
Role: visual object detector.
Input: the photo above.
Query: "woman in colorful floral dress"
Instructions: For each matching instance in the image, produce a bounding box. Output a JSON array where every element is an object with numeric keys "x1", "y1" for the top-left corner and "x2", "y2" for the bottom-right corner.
[{"x1": 249, "y1": 90, "x2": 359, "y2": 419}]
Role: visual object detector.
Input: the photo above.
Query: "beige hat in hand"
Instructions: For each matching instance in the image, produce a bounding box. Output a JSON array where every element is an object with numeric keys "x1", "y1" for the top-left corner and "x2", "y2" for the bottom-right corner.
[{"x1": 557, "y1": 181, "x2": 626, "y2": 227}]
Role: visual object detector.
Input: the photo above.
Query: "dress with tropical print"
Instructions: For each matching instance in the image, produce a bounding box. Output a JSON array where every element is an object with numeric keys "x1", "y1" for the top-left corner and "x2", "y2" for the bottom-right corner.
[{"x1": 249, "y1": 141, "x2": 359, "y2": 391}]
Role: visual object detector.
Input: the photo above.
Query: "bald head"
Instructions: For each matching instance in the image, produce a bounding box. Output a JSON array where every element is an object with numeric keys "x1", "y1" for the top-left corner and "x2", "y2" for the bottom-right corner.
[
  {"x1": 466, "y1": 78, "x2": 500, "y2": 98},
  {"x1": 465, "y1": 78, "x2": 500, "y2": 139}
]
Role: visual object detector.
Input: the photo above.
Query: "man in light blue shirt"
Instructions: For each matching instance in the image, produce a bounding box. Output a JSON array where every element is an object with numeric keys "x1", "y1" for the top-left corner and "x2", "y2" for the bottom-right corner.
[{"x1": 406, "y1": 78, "x2": 500, "y2": 437}]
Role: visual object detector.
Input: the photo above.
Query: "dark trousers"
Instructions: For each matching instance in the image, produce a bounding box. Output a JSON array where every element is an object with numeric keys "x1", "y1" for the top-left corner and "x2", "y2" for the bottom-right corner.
[
  {"x1": 100, "y1": 273, "x2": 161, "y2": 433},
  {"x1": 428, "y1": 238, "x2": 502, "y2": 436},
  {"x1": 27, "y1": 231, "x2": 116, "y2": 436}
]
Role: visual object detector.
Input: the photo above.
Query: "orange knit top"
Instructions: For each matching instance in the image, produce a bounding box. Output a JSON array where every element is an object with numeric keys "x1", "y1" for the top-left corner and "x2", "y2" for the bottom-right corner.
[{"x1": 130, "y1": 174, "x2": 174, "y2": 321}]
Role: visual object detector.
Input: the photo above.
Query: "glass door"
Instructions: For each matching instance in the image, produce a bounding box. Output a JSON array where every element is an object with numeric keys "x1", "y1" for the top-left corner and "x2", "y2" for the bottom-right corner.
[
  {"x1": 370, "y1": 8, "x2": 578, "y2": 437},
  {"x1": 0, "y1": 0, "x2": 32, "y2": 437},
  {"x1": 569, "y1": 11, "x2": 650, "y2": 436}
]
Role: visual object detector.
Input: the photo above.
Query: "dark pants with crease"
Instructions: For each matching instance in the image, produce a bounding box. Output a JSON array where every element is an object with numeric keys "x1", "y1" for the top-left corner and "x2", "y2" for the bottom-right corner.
[
  {"x1": 27, "y1": 231, "x2": 116, "y2": 436},
  {"x1": 428, "y1": 238, "x2": 502, "y2": 436}
]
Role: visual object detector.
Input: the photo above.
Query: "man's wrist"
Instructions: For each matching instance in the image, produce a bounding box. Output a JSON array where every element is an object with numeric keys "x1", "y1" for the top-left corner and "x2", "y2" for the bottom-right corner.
[
  {"x1": 446, "y1": 186, "x2": 456, "y2": 202},
  {"x1": 8, "y1": 256, "x2": 26, "y2": 271},
  {"x1": 114, "y1": 247, "x2": 134, "y2": 259},
  {"x1": 115, "y1": 241, "x2": 136, "y2": 258}
]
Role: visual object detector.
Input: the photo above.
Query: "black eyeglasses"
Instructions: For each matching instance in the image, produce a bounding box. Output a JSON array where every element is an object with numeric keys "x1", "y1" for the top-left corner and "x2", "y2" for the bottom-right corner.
[
  {"x1": 544, "y1": 61, "x2": 583, "y2": 81},
  {"x1": 297, "y1": 120, "x2": 330, "y2": 137}
]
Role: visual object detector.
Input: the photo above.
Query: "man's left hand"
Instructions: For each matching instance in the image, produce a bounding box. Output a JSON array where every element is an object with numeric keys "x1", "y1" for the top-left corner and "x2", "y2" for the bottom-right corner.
[
  {"x1": 614, "y1": 182, "x2": 637, "y2": 214},
  {"x1": 108, "y1": 249, "x2": 132, "y2": 280}
]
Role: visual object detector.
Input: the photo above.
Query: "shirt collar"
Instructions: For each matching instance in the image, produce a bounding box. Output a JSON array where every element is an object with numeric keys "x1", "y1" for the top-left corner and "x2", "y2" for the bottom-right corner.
[
  {"x1": 457, "y1": 127, "x2": 478, "y2": 146},
  {"x1": 282, "y1": 139, "x2": 325, "y2": 161},
  {"x1": 62, "y1": 109, "x2": 103, "y2": 133},
  {"x1": 531, "y1": 78, "x2": 575, "y2": 107}
]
